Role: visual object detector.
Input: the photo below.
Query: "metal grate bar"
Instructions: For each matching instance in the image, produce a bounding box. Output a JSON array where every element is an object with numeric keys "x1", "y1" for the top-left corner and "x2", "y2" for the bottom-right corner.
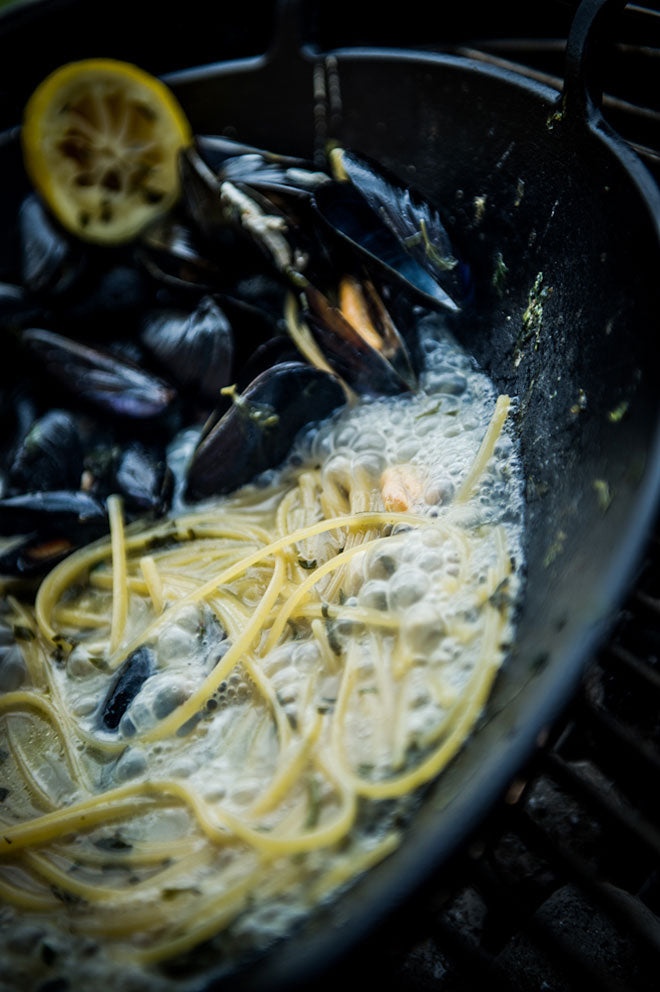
[{"x1": 543, "y1": 749, "x2": 660, "y2": 862}]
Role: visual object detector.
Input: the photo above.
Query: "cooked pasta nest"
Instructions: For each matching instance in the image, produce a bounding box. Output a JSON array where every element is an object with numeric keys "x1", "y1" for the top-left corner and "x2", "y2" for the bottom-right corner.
[{"x1": 0, "y1": 393, "x2": 518, "y2": 976}]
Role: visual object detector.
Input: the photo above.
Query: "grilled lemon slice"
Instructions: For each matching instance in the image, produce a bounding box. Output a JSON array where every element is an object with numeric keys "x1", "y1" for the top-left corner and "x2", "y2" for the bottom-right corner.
[{"x1": 22, "y1": 59, "x2": 192, "y2": 244}]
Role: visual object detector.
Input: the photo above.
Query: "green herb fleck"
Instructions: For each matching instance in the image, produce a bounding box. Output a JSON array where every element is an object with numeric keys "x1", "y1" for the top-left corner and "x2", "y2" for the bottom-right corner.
[
  {"x1": 12, "y1": 625, "x2": 35, "y2": 641},
  {"x1": 515, "y1": 272, "x2": 552, "y2": 367},
  {"x1": 0, "y1": 787, "x2": 9, "y2": 802},
  {"x1": 492, "y1": 251, "x2": 508, "y2": 296},
  {"x1": 593, "y1": 479, "x2": 613, "y2": 512},
  {"x1": 608, "y1": 401, "x2": 629, "y2": 423},
  {"x1": 93, "y1": 835, "x2": 133, "y2": 852},
  {"x1": 488, "y1": 578, "x2": 513, "y2": 613},
  {"x1": 161, "y1": 886, "x2": 201, "y2": 901},
  {"x1": 543, "y1": 530, "x2": 566, "y2": 568},
  {"x1": 416, "y1": 400, "x2": 443, "y2": 420},
  {"x1": 297, "y1": 557, "x2": 317, "y2": 570},
  {"x1": 570, "y1": 389, "x2": 587, "y2": 415},
  {"x1": 326, "y1": 620, "x2": 343, "y2": 656}
]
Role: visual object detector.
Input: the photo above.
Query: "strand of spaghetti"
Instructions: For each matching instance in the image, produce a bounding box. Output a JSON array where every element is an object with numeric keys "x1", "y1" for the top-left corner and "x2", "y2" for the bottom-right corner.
[
  {"x1": 50, "y1": 836, "x2": 199, "y2": 867},
  {"x1": 238, "y1": 652, "x2": 293, "y2": 753},
  {"x1": 53, "y1": 607, "x2": 109, "y2": 629},
  {"x1": 0, "y1": 691, "x2": 92, "y2": 790},
  {"x1": 35, "y1": 509, "x2": 427, "y2": 653},
  {"x1": 6, "y1": 727, "x2": 58, "y2": 810},
  {"x1": 22, "y1": 846, "x2": 212, "y2": 904},
  {"x1": 4, "y1": 597, "x2": 49, "y2": 690},
  {"x1": 107, "y1": 495, "x2": 128, "y2": 653},
  {"x1": 332, "y1": 601, "x2": 505, "y2": 800},
  {"x1": 0, "y1": 791, "x2": 165, "y2": 855},
  {"x1": 263, "y1": 534, "x2": 403, "y2": 653},
  {"x1": 130, "y1": 859, "x2": 271, "y2": 966},
  {"x1": 138, "y1": 555, "x2": 287, "y2": 743},
  {"x1": 0, "y1": 876, "x2": 60, "y2": 911},
  {"x1": 213, "y1": 751, "x2": 357, "y2": 856},
  {"x1": 0, "y1": 762, "x2": 357, "y2": 859},
  {"x1": 454, "y1": 393, "x2": 510, "y2": 503},
  {"x1": 139, "y1": 554, "x2": 164, "y2": 614},
  {"x1": 248, "y1": 710, "x2": 323, "y2": 817},
  {"x1": 32, "y1": 516, "x2": 263, "y2": 642},
  {"x1": 307, "y1": 829, "x2": 401, "y2": 904}
]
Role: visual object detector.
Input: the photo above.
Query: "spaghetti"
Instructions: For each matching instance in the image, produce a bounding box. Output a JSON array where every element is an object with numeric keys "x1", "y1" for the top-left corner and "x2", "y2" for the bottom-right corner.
[{"x1": 0, "y1": 337, "x2": 525, "y2": 988}]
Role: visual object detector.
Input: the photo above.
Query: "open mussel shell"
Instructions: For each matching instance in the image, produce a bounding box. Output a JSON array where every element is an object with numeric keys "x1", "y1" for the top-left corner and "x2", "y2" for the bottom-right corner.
[
  {"x1": 22, "y1": 328, "x2": 177, "y2": 421},
  {"x1": 140, "y1": 295, "x2": 233, "y2": 406},
  {"x1": 331, "y1": 147, "x2": 471, "y2": 299},
  {"x1": 312, "y1": 180, "x2": 463, "y2": 313},
  {"x1": 290, "y1": 274, "x2": 416, "y2": 397},
  {"x1": 185, "y1": 362, "x2": 345, "y2": 500},
  {"x1": 196, "y1": 135, "x2": 315, "y2": 176}
]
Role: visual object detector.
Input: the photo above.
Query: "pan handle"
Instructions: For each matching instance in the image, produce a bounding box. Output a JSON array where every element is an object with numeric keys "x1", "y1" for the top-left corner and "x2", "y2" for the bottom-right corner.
[{"x1": 563, "y1": 0, "x2": 628, "y2": 127}]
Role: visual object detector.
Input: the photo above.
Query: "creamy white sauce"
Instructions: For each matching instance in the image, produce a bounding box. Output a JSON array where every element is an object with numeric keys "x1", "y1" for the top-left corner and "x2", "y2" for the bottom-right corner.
[{"x1": 0, "y1": 315, "x2": 525, "y2": 990}]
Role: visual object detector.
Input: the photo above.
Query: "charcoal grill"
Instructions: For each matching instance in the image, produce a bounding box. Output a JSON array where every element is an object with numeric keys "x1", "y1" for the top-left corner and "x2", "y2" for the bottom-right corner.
[{"x1": 1, "y1": 1, "x2": 660, "y2": 990}]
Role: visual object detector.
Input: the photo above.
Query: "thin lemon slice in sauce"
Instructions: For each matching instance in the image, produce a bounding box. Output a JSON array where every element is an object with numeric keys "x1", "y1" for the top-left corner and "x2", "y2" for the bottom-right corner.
[{"x1": 22, "y1": 58, "x2": 192, "y2": 244}]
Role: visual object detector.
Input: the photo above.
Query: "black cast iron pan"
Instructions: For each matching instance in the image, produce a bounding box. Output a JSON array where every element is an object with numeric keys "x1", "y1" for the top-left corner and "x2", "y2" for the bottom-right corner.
[{"x1": 1, "y1": 0, "x2": 660, "y2": 988}]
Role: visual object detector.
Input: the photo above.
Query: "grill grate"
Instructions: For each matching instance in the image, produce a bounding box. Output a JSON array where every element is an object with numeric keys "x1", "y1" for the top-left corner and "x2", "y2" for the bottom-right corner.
[{"x1": 311, "y1": 4, "x2": 660, "y2": 989}]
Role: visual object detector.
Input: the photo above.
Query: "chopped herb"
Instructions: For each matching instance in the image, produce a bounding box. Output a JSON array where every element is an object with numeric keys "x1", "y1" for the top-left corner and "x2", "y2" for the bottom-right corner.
[
  {"x1": 488, "y1": 578, "x2": 513, "y2": 612},
  {"x1": 297, "y1": 557, "x2": 317, "y2": 570},
  {"x1": 93, "y1": 834, "x2": 133, "y2": 852},
  {"x1": 593, "y1": 478, "x2": 613, "y2": 512},
  {"x1": 143, "y1": 531, "x2": 179, "y2": 553},
  {"x1": 338, "y1": 588, "x2": 347, "y2": 605},
  {"x1": 287, "y1": 618, "x2": 302, "y2": 639},
  {"x1": 0, "y1": 787, "x2": 9, "y2": 802},
  {"x1": 161, "y1": 886, "x2": 201, "y2": 901},
  {"x1": 514, "y1": 271, "x2": 551, "y2": 367},
  {"x1": 608, "y1": 401, "x2": 629, "y2": 423},
  {"x1": 543, "y1": 530, "x2": 566, "y2": 568},
  {"x1": 50, "y1": 885, "x2": 85, "y2": 905},
  {"x1": 12, "y1": 625, "x2": 35, "y2": 641},
  {"x1": 326, "y1": 620, "x2": 343, "y2": 656},
  {"x1": 358, "y1": 686, "x2": 378, "y2": 695},
  {"x1": 492, "y1": 250, "x2": 508, "y2": 296},
  {"x1": 321, "y1": 602, "x2": 330, "y2": 619},
  {"x1": 415, "y1": 400, "x2": 442, "y2": 420}
]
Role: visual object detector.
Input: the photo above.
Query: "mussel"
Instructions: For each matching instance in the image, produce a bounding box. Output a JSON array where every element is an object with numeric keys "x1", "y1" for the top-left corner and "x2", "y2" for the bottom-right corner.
[
  {"x1": 1, "y1": 123, "x2": 470, "y2": 582},
  {"x1": 185, "y1": 362, "x2": 345, "y2": 500}
]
